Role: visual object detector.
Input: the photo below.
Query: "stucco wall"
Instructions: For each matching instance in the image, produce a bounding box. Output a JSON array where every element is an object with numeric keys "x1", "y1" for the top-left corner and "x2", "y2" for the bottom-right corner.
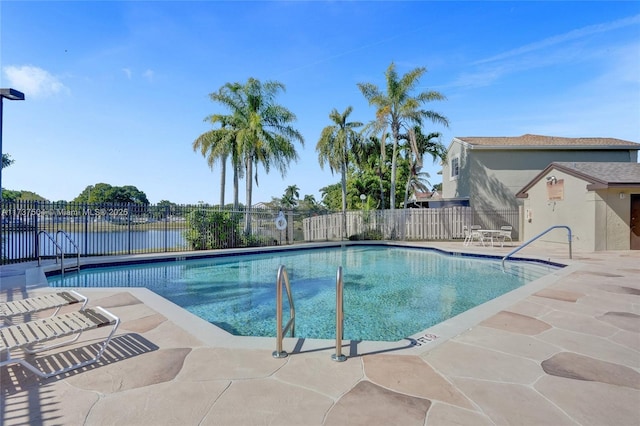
[
  {"x1": 522, "y1": 170, "x2": 596, "y2": 251},
  {"x1": 601, "y1": 188, "x2": 633, "y2": 250},
  {"x1": 522, "y1": 172, "x2": 637, "y2": 251},
  {"x1": 443, "y1": 144, "x2": 637, "y2": 210},
  {"x1": 442, "y1": 140, "x2": 463, "y2": 199}
]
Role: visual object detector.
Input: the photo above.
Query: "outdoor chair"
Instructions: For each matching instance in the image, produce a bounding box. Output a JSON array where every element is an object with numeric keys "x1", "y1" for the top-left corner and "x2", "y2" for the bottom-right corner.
[
  {"x1": 1, "y1": 290, "x2": 88, "y2": 325},
  {"x1": 0, "y1": 306, "x2": 120, "y2": 378},
  {"x1": 463, "y1": 225, "x2": 471, "y2": 245},
  {"x1": 498, "y1": 226, "x2": 513, "y2": 247},
  {"x1": 464, "y1": 225, "x2": 484, "y2": 246}
]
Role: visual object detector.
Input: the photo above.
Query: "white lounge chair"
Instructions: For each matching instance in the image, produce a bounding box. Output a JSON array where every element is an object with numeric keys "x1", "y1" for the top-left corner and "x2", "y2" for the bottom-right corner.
[
  {"x1": 1, "y1": 290, "x2": 88, "y2": 324},
  {"x1": 0, "y1": 307, "x2": 120, "y2": 378}
]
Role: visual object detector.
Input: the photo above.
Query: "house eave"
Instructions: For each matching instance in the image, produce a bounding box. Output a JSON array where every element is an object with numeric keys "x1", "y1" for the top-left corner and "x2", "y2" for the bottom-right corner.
[
  {"x1": 587, "y1": 182, "x2": 640, "y2": 190},
  {"x1": 466, "y1": 145, "x2": 640, "y2": 151}
]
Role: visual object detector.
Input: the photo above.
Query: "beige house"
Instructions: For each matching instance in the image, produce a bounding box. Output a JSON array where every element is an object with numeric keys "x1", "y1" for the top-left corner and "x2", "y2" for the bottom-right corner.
[
  {"x1": 441, "y1": 134, "x2": 640, "y2": 209},
  {"x1": 516, "y1": 162, "x2": 640, "y2": 251}
]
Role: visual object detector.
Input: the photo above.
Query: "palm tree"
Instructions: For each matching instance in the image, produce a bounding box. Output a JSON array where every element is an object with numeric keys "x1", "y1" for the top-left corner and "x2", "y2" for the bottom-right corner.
[
  {"x1": 357, "y1": 134, "x2": 390, "y2": 209},
  {"x1": 316, "y1": 106, "x2": 363, "y2": 239},
  {"x1": 210, "y1": 78, "x2": 304, "y2": 234},
  {"x1": 192, "y1": 119, "x2": 238, "y2": 209},
  {"x1": 402, "y1": 127, "x2": 446, "y2": 208},
  {"x1": 2, "y1": 154, "x2": 14, "y2": 169},
  {"x1": 357, "y1": 62, "x2": 449, "y2": 211},
  {"x1": 282, "y1": 184, "x2": 300, "y2": 209}
]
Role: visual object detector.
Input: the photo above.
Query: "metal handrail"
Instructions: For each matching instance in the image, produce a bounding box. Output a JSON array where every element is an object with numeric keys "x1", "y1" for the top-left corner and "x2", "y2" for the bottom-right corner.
[
  {"x1": 37, "y1": 231, "x2": 62, "y2": 266},
  {"x1": 331, "y1": 266, "x2": 346, "y2": 362},
  {"x1": 56, "y1": 230, "x2": 80, "y2": 274},
  {"x1": 273, "y1": 265, "x2": 296, "y2": 359},
  {"x1": 502, "y1": 225, "x2": 572, "y2": 269}
]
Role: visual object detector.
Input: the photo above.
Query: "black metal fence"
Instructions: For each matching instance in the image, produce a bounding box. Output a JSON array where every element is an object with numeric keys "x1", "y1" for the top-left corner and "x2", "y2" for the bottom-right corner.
[
  {"x1": 0, "y1": 201, "x2": 296, "y2": 264},
  {"x1": 1, "y1": 200, "x2": 520, "y2": 264}
]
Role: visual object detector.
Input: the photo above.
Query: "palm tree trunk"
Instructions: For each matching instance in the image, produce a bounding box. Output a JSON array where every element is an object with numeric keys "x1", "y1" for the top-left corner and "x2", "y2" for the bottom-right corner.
[
  {"x1": 403, "y1": 178, "x2": 412, "y2": 209},
  {"x1": 233, "y1": 166, "x2": 239, "y2": 210},
  {"x1": 379, "y1": 168, "x2": 385, "y2": 210},
  {"x1": 244, "y1": 158, "x2": 253, "y2": 235},
  {"x1": 341, "y1": 161, "x2": 347, "y2": 240},
  {"x1": 220, "y1": 154, "x2": 227, "y2": 208},
  {"x1": 403, "y1": 156, "x2": 415, "y2": 209},
  {"x1": 390, "y1": 134, "x2": 399, "y2": 211}
]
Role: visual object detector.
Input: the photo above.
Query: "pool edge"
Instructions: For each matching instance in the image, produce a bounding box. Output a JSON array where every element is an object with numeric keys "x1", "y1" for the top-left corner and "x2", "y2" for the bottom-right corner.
[{"x1": 26, "y1": 241, "x2": 577, "y2": 357}]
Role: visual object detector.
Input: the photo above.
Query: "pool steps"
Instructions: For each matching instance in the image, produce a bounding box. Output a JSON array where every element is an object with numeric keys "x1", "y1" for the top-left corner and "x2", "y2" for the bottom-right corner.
[
  {"x1": 273, "y1": 265, "x2": 348, "y2": 362},
  {"x1": 36, "y1": 230, "x2": 81, "y2": 276}
]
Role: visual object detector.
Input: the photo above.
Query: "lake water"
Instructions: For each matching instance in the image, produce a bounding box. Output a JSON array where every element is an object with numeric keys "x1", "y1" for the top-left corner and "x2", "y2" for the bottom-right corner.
[{"x1": 1, "y1": 230, "x2": 187, "y2": 259}]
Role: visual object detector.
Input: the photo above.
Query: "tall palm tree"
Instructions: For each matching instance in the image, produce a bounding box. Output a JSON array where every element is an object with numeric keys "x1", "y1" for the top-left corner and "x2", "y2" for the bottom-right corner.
[
  {"x1": 210, "y1": 78, "x2": 304, "y2": 234},
  {"x1": 192, "y1": 115, "x2": 242, "y2": 209},
  {"x1": 357, "y1": 62, "x2": 449, "y2": 211},
  {"x1": 316, "y1": 106, "x2": 363, "y2": 239}
]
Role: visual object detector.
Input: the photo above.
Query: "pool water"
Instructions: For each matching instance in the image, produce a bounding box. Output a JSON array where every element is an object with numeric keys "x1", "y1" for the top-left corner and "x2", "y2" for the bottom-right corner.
[{"x1": 48, "y1": 245, "x2": 558, "y2": 341}]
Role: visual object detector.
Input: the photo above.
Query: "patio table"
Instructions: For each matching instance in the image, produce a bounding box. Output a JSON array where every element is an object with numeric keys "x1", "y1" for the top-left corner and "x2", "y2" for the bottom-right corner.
[{"x1": 479, "y1": 229, "x2": 502, "y2": 247}]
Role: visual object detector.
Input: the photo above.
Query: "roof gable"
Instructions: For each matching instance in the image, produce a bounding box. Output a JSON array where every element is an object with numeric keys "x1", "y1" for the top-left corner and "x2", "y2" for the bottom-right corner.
[
  {"x1": 553, "y1": 162, "x2": 640, "y2": 184},
  {"x1": 516, "y1": 162, "x2": 640, "y2": 197}
]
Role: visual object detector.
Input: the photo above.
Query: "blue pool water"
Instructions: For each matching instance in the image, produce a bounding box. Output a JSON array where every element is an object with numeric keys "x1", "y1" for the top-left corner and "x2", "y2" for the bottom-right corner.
[{"x1": 48, "y1": 245, "x2": 559, "y2": 341}]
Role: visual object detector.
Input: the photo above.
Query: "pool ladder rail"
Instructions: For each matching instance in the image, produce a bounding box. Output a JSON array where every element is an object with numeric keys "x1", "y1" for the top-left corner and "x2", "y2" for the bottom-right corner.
[
  {"x1": 37, "y1": 230, "x2": 81, "y2": 276},
  {"x1": 272, "y1": 265, "x2": 347, "y2": 362},
  {"x1": 331, "y1": 266, "x2": 346, "y2": 362},
  {"x1": 502, "y1": 225, "x2": 572, "y2": 270},
  {"x1": 273, "y1": 265, "x2": 296, "y2": 359}
]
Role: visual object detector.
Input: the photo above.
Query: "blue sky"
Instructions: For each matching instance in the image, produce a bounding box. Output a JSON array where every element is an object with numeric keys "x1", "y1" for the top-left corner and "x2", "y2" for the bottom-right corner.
[{"x1": 1, "y1": 1, "x2": 639, "y2": 205}]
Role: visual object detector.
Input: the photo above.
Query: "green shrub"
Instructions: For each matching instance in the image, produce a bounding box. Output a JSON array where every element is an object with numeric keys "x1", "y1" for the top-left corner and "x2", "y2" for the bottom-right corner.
[
  {"x1": 184, "y1": 209, "x2": 241, "y2": 250},
  {"x1": 348, "y1": 229, "x2": 383, "y2": 241}
]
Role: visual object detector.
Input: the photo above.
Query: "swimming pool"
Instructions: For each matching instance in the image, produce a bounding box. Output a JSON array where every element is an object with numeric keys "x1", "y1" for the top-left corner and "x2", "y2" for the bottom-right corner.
[{"x1": 48, "y1": 245, "x2": 560, "y2": 341}]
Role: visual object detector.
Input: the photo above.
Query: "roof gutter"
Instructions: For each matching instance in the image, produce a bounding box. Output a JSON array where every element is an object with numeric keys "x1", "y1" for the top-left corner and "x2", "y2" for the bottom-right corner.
[{"x1": 466, "y1": 145, "x2": 640, "y2": 151}]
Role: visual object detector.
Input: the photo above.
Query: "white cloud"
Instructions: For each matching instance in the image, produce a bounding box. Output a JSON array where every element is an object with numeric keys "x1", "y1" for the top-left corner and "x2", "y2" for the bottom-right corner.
[
  {"x1": 474, "y1": 14, "x2": 640, "y2": 65},
  {"x1": 143, "y1": 69, "x2": 154, "y2": 82},
  {"x1": 122, "y1": 68, "x2": 133, "y2": 79},
  {"x1": 2, "y1": 65, "x2": 68, "y2": 98},
  {"x1": 447, "y1": 14, "x2": 640, "y2": 90}
]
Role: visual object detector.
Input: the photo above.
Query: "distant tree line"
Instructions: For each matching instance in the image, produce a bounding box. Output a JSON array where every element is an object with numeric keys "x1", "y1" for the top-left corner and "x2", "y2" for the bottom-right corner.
[
  {"x1": 1, "y1": 182, "x2": 150, "y2": 204},
  {"x1": 72, "y1": 183, "x2": 149, "y2": 204}
]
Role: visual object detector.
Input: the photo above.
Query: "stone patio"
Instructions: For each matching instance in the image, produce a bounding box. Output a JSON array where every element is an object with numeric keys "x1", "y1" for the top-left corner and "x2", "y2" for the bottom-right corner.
[{"x1": 1, "y1": 242, "x2": 639, "y2": 425}]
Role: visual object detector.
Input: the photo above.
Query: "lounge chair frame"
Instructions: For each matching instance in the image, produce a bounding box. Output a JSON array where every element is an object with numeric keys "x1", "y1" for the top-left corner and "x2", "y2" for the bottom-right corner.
[
  {"x1": 1, "y1": 290, "x2": 88, "y2": 324},
  {"x1": 0, "y1": 307, "x2": 120, "y2": 378}
]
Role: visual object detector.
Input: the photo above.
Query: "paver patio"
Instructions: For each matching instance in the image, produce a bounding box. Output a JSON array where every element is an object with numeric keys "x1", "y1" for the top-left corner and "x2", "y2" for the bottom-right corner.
[{"x1": 1, "y1": 242, "x2": 639, "y2": 425}]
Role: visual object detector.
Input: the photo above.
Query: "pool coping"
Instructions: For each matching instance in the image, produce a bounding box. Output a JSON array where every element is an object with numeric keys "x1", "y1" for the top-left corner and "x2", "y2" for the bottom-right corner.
[{"x1": 26, "y1": 241, "x2": 579, "y2": 357}]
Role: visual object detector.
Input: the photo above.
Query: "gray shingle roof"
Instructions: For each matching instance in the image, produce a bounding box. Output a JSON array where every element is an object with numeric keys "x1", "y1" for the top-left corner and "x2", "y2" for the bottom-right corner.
[
  {"x1": 552, "y1": 162, "x2": 640, "y2": 185},
  {"x1": 456, "y1": 134, "x2": 640, "y2": 148},
  {"x1": 517, "y1": 161, "x2": 640, "y2": 198}
]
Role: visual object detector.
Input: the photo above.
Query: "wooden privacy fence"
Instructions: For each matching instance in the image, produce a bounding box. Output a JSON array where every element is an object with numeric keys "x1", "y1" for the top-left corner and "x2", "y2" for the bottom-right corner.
[{"x1": 302, "y1": 207, "x2": 520, "y2": 241}]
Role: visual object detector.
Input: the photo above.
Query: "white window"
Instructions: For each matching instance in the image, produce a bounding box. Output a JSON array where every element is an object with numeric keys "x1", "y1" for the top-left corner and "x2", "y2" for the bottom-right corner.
[{"x1": 450, "y1": 157, "x2": 460, "y2": 179}]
